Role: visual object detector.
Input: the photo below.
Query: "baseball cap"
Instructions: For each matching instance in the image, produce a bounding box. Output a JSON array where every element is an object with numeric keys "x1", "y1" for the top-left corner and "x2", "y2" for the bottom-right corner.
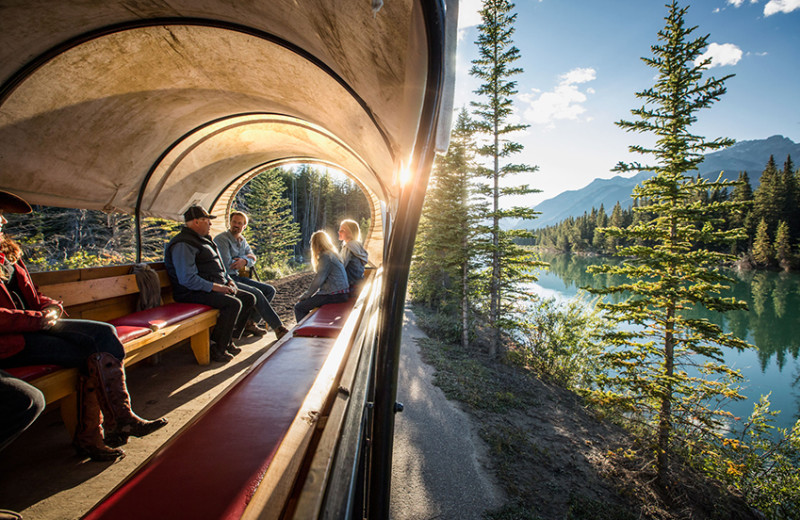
[{"x1": 183, "y1": 205, "x2": 217, "y2": 222}]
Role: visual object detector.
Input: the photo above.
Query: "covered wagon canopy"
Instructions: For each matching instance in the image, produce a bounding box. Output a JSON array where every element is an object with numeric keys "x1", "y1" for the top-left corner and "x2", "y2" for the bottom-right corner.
[{"x1": 0, "y1": 0, "x2": 457, "y2": 259}]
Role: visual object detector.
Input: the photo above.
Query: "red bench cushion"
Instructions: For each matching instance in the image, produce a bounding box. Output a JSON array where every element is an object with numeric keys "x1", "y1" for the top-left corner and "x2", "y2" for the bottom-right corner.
[
  {"x1": 3, "y1": 364, "x2": 63, "y2": 381},
  {"x1": 109, "y1": 302, "x2": 212, "y2": 330},
  {"x1": 293, "y1": 301, "x2": 354, "y2": 338},
  {"x1": 83, "y1": 336, "x2": 337, "y2": 520},
  {"x1": 114, "y1": 325, "x2": 152, "y2": 344}
]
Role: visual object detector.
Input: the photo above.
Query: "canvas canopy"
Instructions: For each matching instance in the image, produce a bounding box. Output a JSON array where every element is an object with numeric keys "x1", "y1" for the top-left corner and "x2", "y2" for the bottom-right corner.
[{"x1": 0, "y1": 0, "x2": 456, "y2": 256}]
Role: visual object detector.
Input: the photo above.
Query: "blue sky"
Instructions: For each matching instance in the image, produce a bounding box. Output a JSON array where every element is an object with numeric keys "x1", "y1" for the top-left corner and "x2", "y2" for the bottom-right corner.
[{"x1": 454, "y1": 0, "x2": 800, "y2": 207}]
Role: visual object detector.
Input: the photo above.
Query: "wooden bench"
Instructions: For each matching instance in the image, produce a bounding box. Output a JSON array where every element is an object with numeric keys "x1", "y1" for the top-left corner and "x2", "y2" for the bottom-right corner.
[
  {"x1": 82, "y1": 275, "x2": 379, "y2": 520},
  {"x1": 6, "y1": 263, "x2": 218, "y2": 435}
]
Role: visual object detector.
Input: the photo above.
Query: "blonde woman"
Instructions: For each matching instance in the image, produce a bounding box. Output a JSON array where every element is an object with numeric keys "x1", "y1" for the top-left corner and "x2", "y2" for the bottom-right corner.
[
  {"x1": 294, "y1": 231, "x2": 349, "y2": 322},
  {"x1": 338, "y1": 219, "x2": 368, "y2": 297}
]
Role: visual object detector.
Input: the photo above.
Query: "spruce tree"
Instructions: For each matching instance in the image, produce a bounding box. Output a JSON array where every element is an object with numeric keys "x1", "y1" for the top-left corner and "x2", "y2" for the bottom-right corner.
[
  {"x1": 586, "y1": 1, "x2": 750, "y2": 485},
  {"x1": 604, "y1": 202, "x2": 624, "y2": 252},
  {"x1": 752, "y1": 155, "x2": 783, "y2": 235},
  {"x1": 752, "y1": 218, "x2": 773, "y2": 267},
  {"x1": 774, "y1": 220, "x2": 791, "y2": 270},
  {"x1": 781, "y1": 155, "x2": 798, "y2": 241},
  {"x1": 411, "y1": 108, "x2": 480, "y2": 349},
  {"x1": 241, "y1": 168, "x2": 301, "y2": 274},
  {"x1": 470, "y1": 0, "x2": 543, "y2": 356},
  {"x1": 730, "y1": 171, "x2": 754, "y2": 253},
  {"x1": 592, "y1": 205, "x2": 608, "y2": 251}
]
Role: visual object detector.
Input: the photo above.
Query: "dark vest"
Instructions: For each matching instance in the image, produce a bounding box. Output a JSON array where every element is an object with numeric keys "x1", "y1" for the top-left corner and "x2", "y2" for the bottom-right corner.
[{"x1": 164, "y1": 227, "x2": 227, "y2": 292}]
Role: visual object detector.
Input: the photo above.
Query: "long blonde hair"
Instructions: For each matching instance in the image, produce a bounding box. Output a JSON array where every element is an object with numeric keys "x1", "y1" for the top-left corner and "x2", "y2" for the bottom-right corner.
[
  {"x1": 339, "y1": 219, "x2": 361, "y2": 243},
  {"x1": 309, "y1": 230, "x2": 337, "y2": 271}
]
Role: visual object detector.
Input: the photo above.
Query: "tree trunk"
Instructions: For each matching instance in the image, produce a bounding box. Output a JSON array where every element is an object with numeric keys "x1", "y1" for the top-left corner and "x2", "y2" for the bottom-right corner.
[
  {"x1": 461, "y1": 256, "x2": 469, "y2": 350},
  {"x1": 657, "y1": 305, "x2": 675, "y2": 488},
  {"x1": 489, "y1": 111, "x2": 501, "y2": 357}
]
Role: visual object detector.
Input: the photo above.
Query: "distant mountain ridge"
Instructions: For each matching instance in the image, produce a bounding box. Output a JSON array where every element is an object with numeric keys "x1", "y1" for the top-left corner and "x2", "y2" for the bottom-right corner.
[{"x1": 517, "y1": 135, "x2": 800, "y2": 230}]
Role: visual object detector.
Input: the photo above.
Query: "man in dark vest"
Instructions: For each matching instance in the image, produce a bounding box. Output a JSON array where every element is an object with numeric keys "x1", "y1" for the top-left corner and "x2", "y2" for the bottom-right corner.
[{"x1": 164, "y1": 205, "x2": 256, "y2": 362}]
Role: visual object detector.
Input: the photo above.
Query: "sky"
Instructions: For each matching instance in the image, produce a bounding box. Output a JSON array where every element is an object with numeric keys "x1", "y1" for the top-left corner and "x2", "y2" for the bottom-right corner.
[{"x1": 453, "y1": 0, "x2": 800, "y2": 208}]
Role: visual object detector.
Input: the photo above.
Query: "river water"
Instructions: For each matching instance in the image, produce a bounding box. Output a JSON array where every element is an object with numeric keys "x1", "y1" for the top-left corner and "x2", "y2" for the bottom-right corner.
[{"x1": 529, "y1": 253, "x2": 800, "y2": 432}]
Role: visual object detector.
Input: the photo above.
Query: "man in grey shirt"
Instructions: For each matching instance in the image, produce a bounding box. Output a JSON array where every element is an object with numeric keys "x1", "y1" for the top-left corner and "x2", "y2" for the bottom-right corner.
[{"x1": 213, "y1": 212, "x2": 288, "y2": 340}]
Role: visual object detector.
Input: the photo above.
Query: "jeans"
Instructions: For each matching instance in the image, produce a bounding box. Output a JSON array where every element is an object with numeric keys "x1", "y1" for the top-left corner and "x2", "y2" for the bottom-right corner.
[
  {"x1": 231, "y1": 275, "x2": 283, "y2": 330},
  {"x1": 0, "y1": 369, "x2": 45, "y2": 452},
  {"x1": 0, "y1": 319, "x2": 125, "y2": 372},
  {"x1": 294, "y1": 292, "x2": 348, "y2": 322},
  {"x1": 173, "y1": 288, "x2": 256, "y2": 347}
]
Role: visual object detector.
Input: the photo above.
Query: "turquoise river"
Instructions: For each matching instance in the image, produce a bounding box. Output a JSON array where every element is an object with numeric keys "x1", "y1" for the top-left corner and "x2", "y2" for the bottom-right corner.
[{"x1": 530, "y1": 253, "x2": 800, "y2": 433}]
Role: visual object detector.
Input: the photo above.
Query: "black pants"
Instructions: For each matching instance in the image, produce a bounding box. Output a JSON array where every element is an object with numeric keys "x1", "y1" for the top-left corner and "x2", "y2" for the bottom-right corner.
[
  {"x1": 231, "y1": 275, "x2": 283, "y2": 330},
  {"x1": 0, "y1": 369, "x2": 45, "y2": 453},
  {"x1": 294, "y1": 292, "x2": 348, "y2": 322},
  {"x1": 174, "y1": 288, "x2": 256, "y2": 347},
  {"x1": 1, "y1": 320, "x2": 125, "y2": 372}
]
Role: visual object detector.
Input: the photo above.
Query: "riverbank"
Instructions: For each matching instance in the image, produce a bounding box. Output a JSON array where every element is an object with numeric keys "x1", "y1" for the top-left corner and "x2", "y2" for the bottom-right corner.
[{"x1": 410, "y1": 306, "x2": 760, "y2": 520}]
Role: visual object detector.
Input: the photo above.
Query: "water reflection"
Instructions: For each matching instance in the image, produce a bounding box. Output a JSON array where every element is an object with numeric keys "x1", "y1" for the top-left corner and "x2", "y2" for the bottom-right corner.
[{"x1": 538, "y1": 253, "x2": 800, "y2": 428}]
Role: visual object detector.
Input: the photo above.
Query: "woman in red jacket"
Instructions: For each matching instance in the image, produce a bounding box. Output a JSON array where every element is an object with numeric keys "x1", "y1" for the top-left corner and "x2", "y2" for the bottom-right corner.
[{"x1": 0, "y1": 191, "x2": 166, "y2": 461}]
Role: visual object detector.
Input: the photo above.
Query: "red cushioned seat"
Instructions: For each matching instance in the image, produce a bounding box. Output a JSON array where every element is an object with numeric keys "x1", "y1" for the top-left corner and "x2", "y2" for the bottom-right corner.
[
  {"x1": 83, "y1": 336, "x2": 337, "y2": 520},
  {"x1": 293, "y1": 301, "x2": 354, "y2": 338},
  {"x1": 109, "y1": 302, "x2": 212, "y2": 330},
  {"x1": 4, "y1": 364, "x2": 63, "y2": 381},
  {"x1": 114, "y1": 325, "x2": 152, "y2": 343}
]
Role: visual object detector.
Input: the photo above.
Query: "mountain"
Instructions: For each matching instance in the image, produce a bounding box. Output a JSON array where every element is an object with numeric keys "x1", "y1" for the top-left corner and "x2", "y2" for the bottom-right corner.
[{"x1": 517, "y1": 135, "x2": 800, "y2": 230}]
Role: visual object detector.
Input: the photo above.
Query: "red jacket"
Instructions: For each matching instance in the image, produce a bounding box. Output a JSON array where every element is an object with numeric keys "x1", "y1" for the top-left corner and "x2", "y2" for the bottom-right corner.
[{"x1": 1, "y1": 259, "x2": 63, "y2": 359}]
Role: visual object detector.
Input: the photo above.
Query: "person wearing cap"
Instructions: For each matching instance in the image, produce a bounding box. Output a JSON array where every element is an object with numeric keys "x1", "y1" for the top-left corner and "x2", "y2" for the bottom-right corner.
[
  {"x1": 163, "y1": 205, "x2": 257, "y2": 362},
  {"x1": 213, "y1": 211, "x2": 289, "y2": 340},
  {"x1": 0, "y1": 190, "x2": 166, "y2": 462}
]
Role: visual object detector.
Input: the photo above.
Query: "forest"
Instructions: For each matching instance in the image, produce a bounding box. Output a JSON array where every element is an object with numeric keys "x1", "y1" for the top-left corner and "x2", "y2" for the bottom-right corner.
[
  {"x1": 532, "y1": 154, "x2": 800, "y2": 270},
  {"x1": 2, "y1": 164, "x2": 370, "y2": 279}
]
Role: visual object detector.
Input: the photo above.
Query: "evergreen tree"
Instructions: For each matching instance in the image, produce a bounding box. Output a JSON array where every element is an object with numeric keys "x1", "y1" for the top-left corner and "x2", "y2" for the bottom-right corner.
[
  {"x1": 774, "y1": 220, "x2": 791, "y2": 270},
  {"x1": 241, "y1": 168, "x2": 301, "y2": 273},
  {"x1": 752, "y1": 218, "x2": 772, "y2": 267},
  {"x1": 730, "y1": 171, "x2": 754, "y2": 253},
  {"x1": 604, "y1": 202, "x2": 624, "y2": 252},
  {"x1": 586, "y1": 1, "x2": 750, "y2": 486},
  {"x1": 470, "y1": 0, "x2": 544, "y2": 356},
  {"x1": 781, "y1": 155, "x2": 798, "y2": 241},
  {"x1": 592, "y1": 205, "x2": 608, "y2": 251},
  {"x1": 411, "y1": 109, "x2": 480, "y2": 348},
  {"x1": 752, "y1": 155, "x2": 783, "y2": 235}
]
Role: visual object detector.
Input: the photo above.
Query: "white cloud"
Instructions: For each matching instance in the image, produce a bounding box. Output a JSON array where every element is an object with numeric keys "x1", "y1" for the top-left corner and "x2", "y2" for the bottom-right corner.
[
  {"x1": 455, "y1": 0, "x2": 544, "y2": 39},
  {"x1": 457, "y1": 0, "x2": 483, "y2": 31},
  {"x1": 727, "y1": 0, "x2": 759, "y2": 6},
  {"x1": 519, "y1": 68, "x2": 596, "y2": 126},
  {"x1": 764, "y1": 0, "x2": 800, "y2": 15},
  {"x1": 695, "y1": 42, "x2": 743, "y2": 68}
]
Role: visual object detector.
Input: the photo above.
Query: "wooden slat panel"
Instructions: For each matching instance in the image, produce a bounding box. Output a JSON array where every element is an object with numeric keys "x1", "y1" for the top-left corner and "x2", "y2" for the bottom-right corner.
[
  {"x1": 30, "y1": 262, "x2": 167, "y2": 285},
  {"x1": 29, "y1": 268, "x2": 80, "y2": 286},
  {"x1": 80, "y1": 264, "x2": 133, "y2": 281},
  {"x1": 76, "y1": 297, "x2": 138, "y2": 322},
  {"x1": 44, "y1": 275, "x2": 140, "y2": 307}
]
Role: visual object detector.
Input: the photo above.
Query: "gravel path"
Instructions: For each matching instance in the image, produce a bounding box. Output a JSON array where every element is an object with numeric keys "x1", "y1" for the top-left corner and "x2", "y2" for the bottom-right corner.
[{"x1": 390, "y1": 309, "x2": 504, "y2": 520}]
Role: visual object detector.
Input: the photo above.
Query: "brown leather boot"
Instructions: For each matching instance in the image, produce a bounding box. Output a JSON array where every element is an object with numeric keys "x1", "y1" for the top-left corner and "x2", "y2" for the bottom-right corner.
[
  {"x1": 73, "y1": 375, "x2": 125, "y2": 461},
  {"x1": 275, "y1": 326, "x2": 289, "y2": 340},
  {"x1": 88, "y1": 352, "x2": 167, "y2": 447}
]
